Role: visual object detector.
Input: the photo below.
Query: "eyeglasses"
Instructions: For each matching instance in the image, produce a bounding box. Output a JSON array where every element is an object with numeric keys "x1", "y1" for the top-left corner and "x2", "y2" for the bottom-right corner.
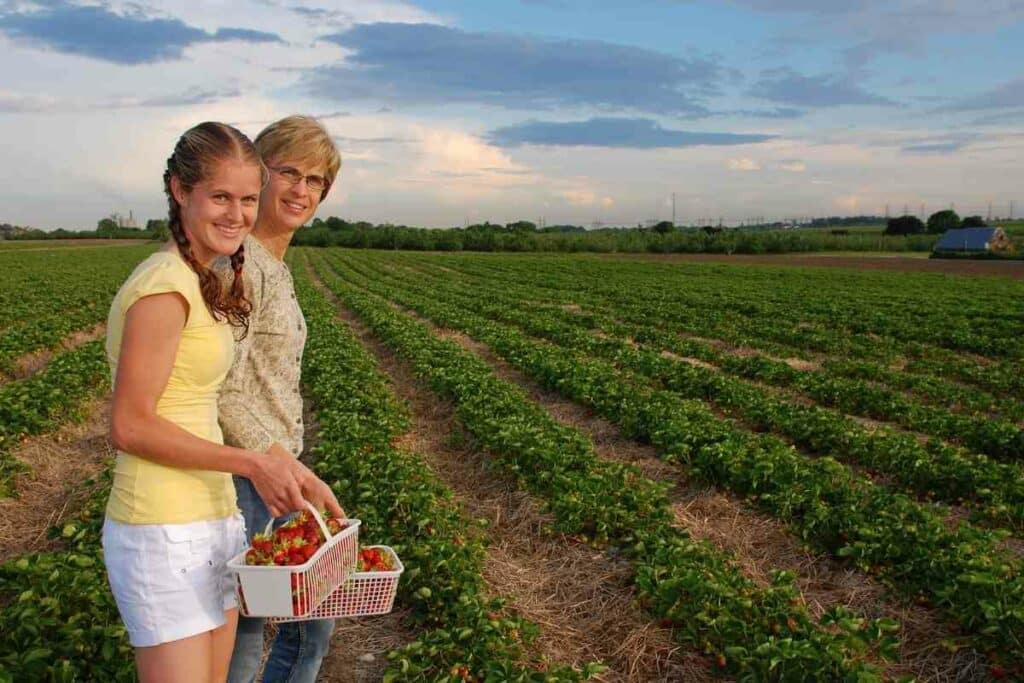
[{"x1": 269, "y1": 166, "x2": 329, "y2": 194}]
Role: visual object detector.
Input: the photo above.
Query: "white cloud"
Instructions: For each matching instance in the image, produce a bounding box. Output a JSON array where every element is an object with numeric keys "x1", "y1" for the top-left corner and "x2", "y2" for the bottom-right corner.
[
  {"x1": 833, "y1": 194, "x2": 860, "y2": 212},
  {"x1": 778, "y1": 160, "x2": 806, "y2": 172},
  {"x1": 411, "y1": 127, "x2": 540, "y2": 191},
  {"x1": 558, "y1": 188, "x2": 596, "y2": 205},
  {"x1": 0, "y1": 89, "x2": 60, "y2": 112},
  {"x1": 727, "y1": 157, "x2": 761, "y2": 171}
]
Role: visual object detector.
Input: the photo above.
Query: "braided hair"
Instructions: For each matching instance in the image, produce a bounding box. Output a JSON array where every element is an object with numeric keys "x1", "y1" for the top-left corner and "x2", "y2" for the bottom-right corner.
[{"x1": 163, "y1": 122, "x2": 264, "y2": 337}]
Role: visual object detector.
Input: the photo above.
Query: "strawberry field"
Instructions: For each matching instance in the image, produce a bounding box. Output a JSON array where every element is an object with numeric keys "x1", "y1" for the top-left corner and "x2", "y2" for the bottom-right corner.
[{"x1": 1, "y1": 243, "x2": 1022, "y2": 681}]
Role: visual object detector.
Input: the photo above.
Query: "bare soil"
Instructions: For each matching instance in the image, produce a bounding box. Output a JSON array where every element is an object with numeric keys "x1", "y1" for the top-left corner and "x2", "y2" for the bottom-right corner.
[{"x1": 316, "y1": 612, "x2": 416, "y2": 683}]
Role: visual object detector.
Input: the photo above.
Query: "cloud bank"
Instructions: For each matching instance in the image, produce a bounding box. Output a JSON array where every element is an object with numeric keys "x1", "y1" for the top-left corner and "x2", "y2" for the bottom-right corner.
[
  {"x1": 750, "y1": 68, "x2": 895, "y2": 107},
  {"x1": 310, "y1": 22, "x2": 724, "y2": 116},
  {"x1": 0, "y1": 2, "x2": 283, "y2": 65}
]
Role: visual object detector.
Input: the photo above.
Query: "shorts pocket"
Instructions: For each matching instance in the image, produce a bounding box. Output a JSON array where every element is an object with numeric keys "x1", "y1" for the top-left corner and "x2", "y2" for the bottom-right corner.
[{"x1": 162, "y1": 525, "x2": 213, "y2": 576}]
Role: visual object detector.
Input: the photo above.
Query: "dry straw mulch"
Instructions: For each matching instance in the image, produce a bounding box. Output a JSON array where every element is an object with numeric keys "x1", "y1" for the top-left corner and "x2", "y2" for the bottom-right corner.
[{"x1": 0, "y1": 397, "x2": 112, "y2": 562}]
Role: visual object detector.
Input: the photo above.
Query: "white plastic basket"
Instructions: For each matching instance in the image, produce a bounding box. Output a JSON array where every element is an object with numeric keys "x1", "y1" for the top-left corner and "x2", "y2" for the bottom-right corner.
[
  {"x1": 271, "y1": 545, "x2": 403, "y2": 622},
  {"x1": 227, "y1": 502, "x2": 360, "y2": 618}
]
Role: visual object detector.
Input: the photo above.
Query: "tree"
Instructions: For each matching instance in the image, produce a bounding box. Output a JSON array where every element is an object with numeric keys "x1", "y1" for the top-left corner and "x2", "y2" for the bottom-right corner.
[
  {"x1": 146, "y1": 218, "x2": 169, "y2": 240},
  {"x1": 506, "y1": 220, "x2": 537, "y2": 232},
  {"x1": 97, "y1": 217, "x2": 119, "y2": 236},
  {"x1": 325, "y1": 216, "x2": 352, "y2": 231},
  {"x1": 926, "y1": 209, "x2": 960, "y2": 234},
  {"x1": 653, "y1": 220, "x2": 675, "y2": 234},
  {"x1": 885, "y1": 215, "x2": 925, "y2": 235},
  {"x1": 960, "y1": 215, "x2": 987, "y2": 228}
]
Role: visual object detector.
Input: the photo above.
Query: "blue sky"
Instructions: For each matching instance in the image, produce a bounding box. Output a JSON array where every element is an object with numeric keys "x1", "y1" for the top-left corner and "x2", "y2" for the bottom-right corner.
[{"x1": 2, "y1": 0, "x2": 1023, "y2": 229}]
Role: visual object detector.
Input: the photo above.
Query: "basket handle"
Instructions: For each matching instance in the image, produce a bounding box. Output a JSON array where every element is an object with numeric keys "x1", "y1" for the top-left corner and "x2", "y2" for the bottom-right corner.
[{"x1": 261, "y1": 500, "x2": 333, "y2": 540}]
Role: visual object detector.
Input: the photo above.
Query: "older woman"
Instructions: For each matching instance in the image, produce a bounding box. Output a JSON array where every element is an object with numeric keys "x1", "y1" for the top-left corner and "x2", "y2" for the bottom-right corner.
[{"x1": 218, "y1": 115, "x2": 344, "y2": 683}]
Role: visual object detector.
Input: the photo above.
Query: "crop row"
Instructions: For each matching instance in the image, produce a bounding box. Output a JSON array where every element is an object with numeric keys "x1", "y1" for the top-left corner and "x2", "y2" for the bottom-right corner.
[
  {"x1": 465, "y1": 253, "x2": 1024, "y2": 361},
  {"x1": 0, "y1": 467, "x2": 133, "y2": 681},
  {"x1": 0, "y1": 307, "x2": 107, "y2": 375},
  {"x1": 374, "y1": 254, "x2": 1024, "y2": 459},
  {"x1": 307, "y1": 250, "x2": 896, "y2": 681},
  {"x1": 347, "y1": 255, "x2": 1024, "y2": 531},
  {"x1": 0, "y1": 341, "x2": 110, "y2": 496},
  {"x1": 405, "y1": 252, "x2": 1024, "y2": 411},
  {"x1": 292, "y1": 258, "x2": 597, "y2": 682},
  {"x1": 0, "y1": 246, "x2": 154, "y2": 359},
  {"x1": 813, "y1": 358, "x2": 1024, "y2": 423},
  {"x1": 324, "y1": 251, "x2": 1024, "y2": 671},
  {"x1": 418, "y1": 254, "x2": 1024, "y2": 399}
]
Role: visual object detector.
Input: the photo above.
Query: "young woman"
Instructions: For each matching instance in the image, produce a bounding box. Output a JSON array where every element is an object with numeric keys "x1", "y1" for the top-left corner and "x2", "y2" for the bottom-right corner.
[
  {"x1": 102, "y1": 122, "x2": 323, "y2": 683},
  {"x1": 219, "y1": 115, "x2": 343, "y2": 683}
]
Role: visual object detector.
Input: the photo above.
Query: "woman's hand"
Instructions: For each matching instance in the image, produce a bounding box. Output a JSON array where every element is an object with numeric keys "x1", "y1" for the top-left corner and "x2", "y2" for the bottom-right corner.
[
  {"x1": 246, "y1": 446, "x2": 306, "y2": 518},
  {"x1": 292, "y1": 461, "x2": 346, "y2": 519}
]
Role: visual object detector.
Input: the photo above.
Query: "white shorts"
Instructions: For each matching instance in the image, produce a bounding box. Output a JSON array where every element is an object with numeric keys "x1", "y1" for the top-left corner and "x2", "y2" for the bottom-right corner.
[{"x1": 101, "y1": 514, "x2": 247, "y2": 647}]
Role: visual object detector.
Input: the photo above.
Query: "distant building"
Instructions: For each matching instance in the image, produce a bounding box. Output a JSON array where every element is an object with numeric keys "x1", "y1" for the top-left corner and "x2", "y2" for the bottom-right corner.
[
  {"x1": 111, "y1": 210, "x2": 139, "y2": 229},
  {"x1": 933, "y1": 227, "x2": 1013, "y2": 255}
]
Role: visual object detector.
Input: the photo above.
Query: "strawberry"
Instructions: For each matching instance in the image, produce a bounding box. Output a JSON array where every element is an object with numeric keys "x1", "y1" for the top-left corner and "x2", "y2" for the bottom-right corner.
[{"x1": 358, "y1": 547, "x2": 393, "y2": 572}]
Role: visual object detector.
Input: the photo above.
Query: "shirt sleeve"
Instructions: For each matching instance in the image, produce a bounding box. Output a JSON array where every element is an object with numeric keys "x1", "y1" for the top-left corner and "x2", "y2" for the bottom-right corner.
[
  {"x1": 121, "y1": 256, "x2": 196, "y2": 324},
  {"x1": 217, "y1": 261, "x2": 276, "y2": 454}
]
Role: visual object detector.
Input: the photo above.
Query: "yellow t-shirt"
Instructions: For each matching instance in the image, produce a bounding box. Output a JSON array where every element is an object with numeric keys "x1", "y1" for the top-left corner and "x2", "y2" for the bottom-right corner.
[{"x1": 105, "y1": 250, "x2": 237, "y2": 524}]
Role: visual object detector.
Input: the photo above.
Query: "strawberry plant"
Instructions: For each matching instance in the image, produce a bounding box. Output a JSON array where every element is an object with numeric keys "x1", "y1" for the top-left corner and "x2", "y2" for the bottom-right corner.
[
  {"x1": 327, "y1": 249, "x2": 1024, "y2": 669},
  {"x1": 309, "y1": 251, "x2": 891, "y2": 680}
]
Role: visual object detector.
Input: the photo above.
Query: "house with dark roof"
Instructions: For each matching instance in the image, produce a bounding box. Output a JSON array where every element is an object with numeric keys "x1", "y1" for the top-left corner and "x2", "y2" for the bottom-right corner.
[{"x1": 933, "y1": 227, "x2": 1013, "y2": 255}]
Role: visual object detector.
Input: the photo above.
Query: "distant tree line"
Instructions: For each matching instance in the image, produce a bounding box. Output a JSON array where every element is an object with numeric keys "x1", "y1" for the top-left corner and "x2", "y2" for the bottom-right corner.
[
  {"x1": 884, "y1": 210, "x2": 987, "y2": 236},
  {"x1": 9, "y1": 211, "x2": 986, "y2": 255},
  {"x1": 0, "y1": 218, "x2": 168, "y2": 241},
  {"x1": 289, "y1": 216, "x2": 936, "y2": 254}
]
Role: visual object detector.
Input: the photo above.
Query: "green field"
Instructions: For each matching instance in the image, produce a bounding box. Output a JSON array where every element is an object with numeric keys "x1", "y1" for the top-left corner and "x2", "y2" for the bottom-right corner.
[{"x1": 1, "y1": 245, "x2": 1022, "y2": 681}]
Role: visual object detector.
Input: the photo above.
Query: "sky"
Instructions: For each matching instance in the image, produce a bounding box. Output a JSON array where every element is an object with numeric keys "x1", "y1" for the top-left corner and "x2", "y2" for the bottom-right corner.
[{"x1": 2, "y1": 0, "x2": 1024, "y2": 230}]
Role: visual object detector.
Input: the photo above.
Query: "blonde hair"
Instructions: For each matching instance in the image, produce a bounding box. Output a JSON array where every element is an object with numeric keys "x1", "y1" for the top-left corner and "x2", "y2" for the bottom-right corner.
[
  {"x1": 255, "y1": 115, "x2": 342, "y2": 199},
  {"x1": 164, "y1": 121, "x2": 262, "y2": 335}
]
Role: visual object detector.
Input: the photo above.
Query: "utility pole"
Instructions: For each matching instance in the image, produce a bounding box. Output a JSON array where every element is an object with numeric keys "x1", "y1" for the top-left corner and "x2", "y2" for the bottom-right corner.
[
  {"x1": 919, "y1": 204, "x2": 925, "y2": 219},
  {"x1": 885, "y1": 204, "x2": 890, "y2": 219},
  {"x1": 1010, "y1": 200, "x2": 1015, "y2": 220},
  {"x1": 987, "y1": 202, "x2": 992, "y2": 222},
  {"x1": 671, "y1": 192, "x2": 676, "y2": 226}
]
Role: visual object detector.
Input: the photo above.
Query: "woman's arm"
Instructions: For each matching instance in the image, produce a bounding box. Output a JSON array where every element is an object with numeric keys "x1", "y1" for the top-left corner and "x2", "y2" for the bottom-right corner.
[{"x1": 110, "y1": 291, "x2": 306, "y2": 517}]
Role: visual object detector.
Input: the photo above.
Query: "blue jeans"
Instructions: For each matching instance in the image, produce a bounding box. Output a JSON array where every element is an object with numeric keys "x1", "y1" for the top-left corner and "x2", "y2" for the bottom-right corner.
[{"x1": 228, "y1": 476, "x2": 335, "y2": 683}]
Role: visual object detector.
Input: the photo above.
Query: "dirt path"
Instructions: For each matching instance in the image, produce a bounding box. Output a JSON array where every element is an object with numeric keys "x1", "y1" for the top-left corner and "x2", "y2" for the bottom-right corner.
[
  {"x1": 0, "y1": 397, "x2": 112, "y2": 562},
  {"x1": 308, "y1": 267, "x2": 711, "y2": 682}
]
